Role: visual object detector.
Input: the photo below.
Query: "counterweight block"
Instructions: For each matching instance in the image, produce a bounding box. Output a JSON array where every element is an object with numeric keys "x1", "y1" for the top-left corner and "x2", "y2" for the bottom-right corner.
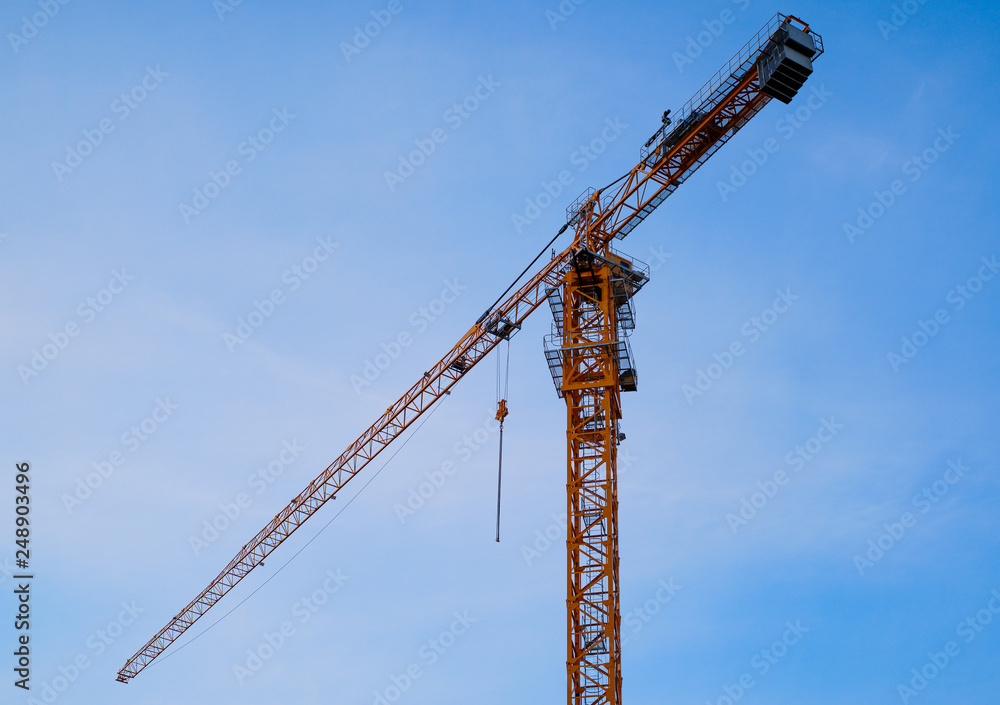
[{"x1": 757, "y1": 22, "x2": 817, "y2": 104}]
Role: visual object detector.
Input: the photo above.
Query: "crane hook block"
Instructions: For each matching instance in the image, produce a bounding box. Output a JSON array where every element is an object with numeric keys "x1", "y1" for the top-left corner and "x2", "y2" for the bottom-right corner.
[{"x1": 495, "y1": 399, "x2": 509, "y2": 424}]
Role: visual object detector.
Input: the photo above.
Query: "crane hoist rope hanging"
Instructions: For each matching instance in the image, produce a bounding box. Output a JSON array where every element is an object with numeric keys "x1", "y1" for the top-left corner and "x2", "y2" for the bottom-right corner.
[{"x1": 494, "y1": 339, "x2": 511, "y2": 542}]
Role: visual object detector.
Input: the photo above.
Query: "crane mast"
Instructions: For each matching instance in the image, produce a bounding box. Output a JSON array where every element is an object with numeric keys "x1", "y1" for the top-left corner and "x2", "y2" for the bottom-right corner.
[
  {"x1": 554, "y1": 244, "x2": 635, "y2": 705},
  {"x1": 118, "y1": 14, "x2": 824, "y2": 704},
  {"x1": 550, "y1": 15, "x2": 823, "y2": 703}
]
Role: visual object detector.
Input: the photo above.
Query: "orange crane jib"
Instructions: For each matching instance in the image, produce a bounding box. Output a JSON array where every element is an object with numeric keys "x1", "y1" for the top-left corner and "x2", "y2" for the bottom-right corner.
[{"x1": 117, "y1": 14, "x2": 823, "y2": 705}]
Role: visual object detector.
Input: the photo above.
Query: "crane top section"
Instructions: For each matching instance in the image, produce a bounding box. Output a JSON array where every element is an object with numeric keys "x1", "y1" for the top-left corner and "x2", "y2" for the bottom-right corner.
[
  {"x1": 562, "y1": 12, "x2": 823, "y2": 249},
  {"x1": 641, "y1": 13, "x2": 824, "y2": 165}
]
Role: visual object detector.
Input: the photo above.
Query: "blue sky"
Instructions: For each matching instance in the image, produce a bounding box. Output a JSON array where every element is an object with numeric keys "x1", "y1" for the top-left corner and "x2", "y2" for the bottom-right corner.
[{"x1": 1, "y1": 0, "x2": 999, "y2": 704}]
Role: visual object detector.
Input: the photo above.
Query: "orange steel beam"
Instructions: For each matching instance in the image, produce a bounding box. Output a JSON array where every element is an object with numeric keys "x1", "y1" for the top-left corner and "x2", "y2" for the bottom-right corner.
[{"x1": 118, "y1": 13, "x2": 822, "y2": 686}]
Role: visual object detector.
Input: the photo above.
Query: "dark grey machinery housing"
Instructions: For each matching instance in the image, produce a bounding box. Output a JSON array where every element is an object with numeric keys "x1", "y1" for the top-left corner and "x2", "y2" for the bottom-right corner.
[{"x1": 758, "y1": 23, "x2": 817, "y2": 104}]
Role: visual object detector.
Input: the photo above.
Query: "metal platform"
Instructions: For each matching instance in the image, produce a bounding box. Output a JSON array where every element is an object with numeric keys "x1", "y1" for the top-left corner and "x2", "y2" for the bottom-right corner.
[{"x1": 543, "y1": 248, "x2": 649, "y2": 397}]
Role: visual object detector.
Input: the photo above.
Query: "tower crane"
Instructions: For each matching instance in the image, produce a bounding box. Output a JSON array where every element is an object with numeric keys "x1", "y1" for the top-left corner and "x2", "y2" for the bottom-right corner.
[{"x1": 118, "y1": 14, "x2": 824, "y2": 705}]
